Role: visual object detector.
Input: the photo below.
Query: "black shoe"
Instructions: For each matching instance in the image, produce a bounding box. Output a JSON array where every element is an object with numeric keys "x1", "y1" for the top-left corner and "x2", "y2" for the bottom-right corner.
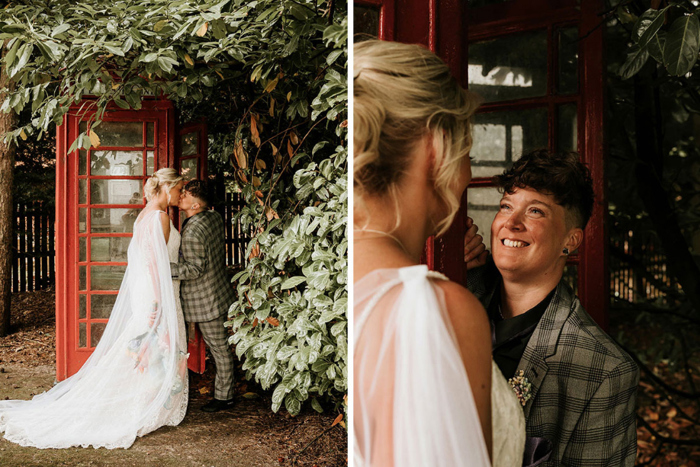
[{"x1": 201, "y1": 398, "x2": 236, "y2": 412}]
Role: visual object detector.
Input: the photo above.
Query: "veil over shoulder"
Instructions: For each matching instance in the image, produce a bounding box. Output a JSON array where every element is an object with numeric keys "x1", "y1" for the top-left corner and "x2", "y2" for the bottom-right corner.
[
  {"x1": 354, "y1": 265, "x2": 491, "y2": 467},
  {"x1": 0, "y1": 210, "x2": 188, "y2": 449}
]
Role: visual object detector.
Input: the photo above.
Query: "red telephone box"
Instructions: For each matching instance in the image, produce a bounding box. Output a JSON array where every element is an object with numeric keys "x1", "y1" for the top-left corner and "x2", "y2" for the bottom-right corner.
[
  {"x1": 55, "y1": 99, "x2": 207, "y2": 380},
  {"x1": 354, "y1": 0, "x2": 608, "y2": 327}
]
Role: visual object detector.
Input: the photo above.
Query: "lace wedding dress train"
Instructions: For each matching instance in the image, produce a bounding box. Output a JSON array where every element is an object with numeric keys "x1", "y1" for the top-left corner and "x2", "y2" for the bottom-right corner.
[
  {"x1": 354, "y1": 265, "x2": 525, "y2": 467},
  {"x1": 0, "y1": 210, "x2": 188, "y2": 449}
]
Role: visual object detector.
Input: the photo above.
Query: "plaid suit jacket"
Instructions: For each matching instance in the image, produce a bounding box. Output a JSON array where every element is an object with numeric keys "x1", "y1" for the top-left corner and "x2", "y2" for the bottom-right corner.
[
  {"x1": 171, "y1": 210, "x2": 235, "y2": 323},
  {"x1": 468, "y1": 262, "x2": 639, "y2": 466}
]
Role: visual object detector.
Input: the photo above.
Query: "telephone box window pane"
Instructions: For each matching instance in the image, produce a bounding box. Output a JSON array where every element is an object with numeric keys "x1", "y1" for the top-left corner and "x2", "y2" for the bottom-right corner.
[
  {"x1": 79, "y1": 237, "x2": 87, "y2": 262},
  {"x1": 80, "y1": 121, "x2": 87, "y2": 134},
  {"x1": 79, "y1": 266, "x2": 87, "y2": 291},
  {"x1": 147, "y1": 151, "x2": 155, "y2": 175},
  {"x1": 90, "y1": 323, "x2": 107, "y2": 347},
  {"x1": 79, "y1": 208, "x2": 87, "y2": 232},
  {"x1": 79, "y1": 179, "x2": 87, "y2": 205},
  {"x1": 94, "y1": 121, "x2": 143, "y2": 147},
  {"x1": 79, "y1": 294, "x2": 87, "y2": 319},
  {"x1": 467, "y1": 187, "x2": 502, "y2": 251},
  {"x1": 91, "y1": 151, "x2": 143, "y2": 176},
  {"x1": 79, "y1": 323, "x2": 87, "y2": 348},
  {"x1": 90, "y1": 266, "x2": 127, "y2": 291},
  {"x1": 147, "y1": 122, "x2": 155, "y2": 147},
  {"x1": 469, "y1": 30, "x2": 547, "y2": 103},
  {"x1": 91, "y1": 295, "x2": 117, "y2": 319},
  {"x1": 180, "y1": 158, "x2": 198, "y2": 181},
  {"x1": 91, "y1": 208, "x2": 142, "y2": 234},
  {"x1": 79, "y1": 150, "x2": 87, "y2": 175},
  {"x1": 558, "y1": 27, "x2": 579, "y2": 95},
  {"x1": 181, "y1": 132, "x2": 198, "y2": 157},
  {"x1": 557, "y1": 104, "x2": 578, "y2": 153},
  {"x1": 470, "y1": 107, "x2": 548, "y2": 178},
  {"x1": 91, "y1": 180, "x2": 143, "y2": 205},
  {"x1": 354, "y1": 6, "x2": 379, "y2": 40},
  {"x1": 91, "y1": 237, "x2": 130, "y2": 263}
]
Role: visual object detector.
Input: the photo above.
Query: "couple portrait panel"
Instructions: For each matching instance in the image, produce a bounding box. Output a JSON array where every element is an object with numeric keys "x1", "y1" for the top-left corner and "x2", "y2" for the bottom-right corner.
[
  {"x1": 353, "y1": 40, "x2": 639, "y2": 467},
  {"x1": 0, "y1": 171, "x2": 235, "y2": 449}
]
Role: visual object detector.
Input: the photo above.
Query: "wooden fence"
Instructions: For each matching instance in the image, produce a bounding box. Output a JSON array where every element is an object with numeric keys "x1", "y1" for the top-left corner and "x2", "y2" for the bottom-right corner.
[
  {"x1": 13, "y1": 202, "x2": 55, "y2": 293},
  {"x1": 609, "y1": 226, "x2": 681, "y2": 305},
  {"x1": 220, "y1": 191, "x2": 253, "y2": 271}
]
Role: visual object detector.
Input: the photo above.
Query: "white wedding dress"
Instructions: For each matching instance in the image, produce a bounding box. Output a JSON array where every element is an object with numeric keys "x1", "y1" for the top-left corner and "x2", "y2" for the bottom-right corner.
[
  {"x1": 0, "y1": 210, "x2": 188, "y2": 449},
  {"x1": 354, "y1": 265, "x2": 525, "y2": 467}
]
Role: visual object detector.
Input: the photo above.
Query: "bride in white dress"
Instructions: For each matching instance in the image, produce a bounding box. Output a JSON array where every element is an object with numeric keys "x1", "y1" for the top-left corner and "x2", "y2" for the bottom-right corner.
[
  {"x1": 354, "y1": 40, "x2": 526, "y2": 466},
  {"x1": 0, "y1": 168, "x2": 188, "y2": 449}
]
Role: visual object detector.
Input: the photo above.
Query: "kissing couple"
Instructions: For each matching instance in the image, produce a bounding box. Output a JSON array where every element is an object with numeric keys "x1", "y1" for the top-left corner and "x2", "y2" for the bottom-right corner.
[
  {"x1": 353, "y1": 40, "x2": 639, "y2": 467},
  {"x1": 0, "y1": 171, "x2": 235, "y2": 449}
]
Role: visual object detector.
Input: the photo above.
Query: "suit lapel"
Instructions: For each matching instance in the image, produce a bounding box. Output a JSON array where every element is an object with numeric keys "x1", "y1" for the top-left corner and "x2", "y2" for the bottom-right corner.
[{"x1": 515, "y1": 282, "x2": 575, "y2": 417}]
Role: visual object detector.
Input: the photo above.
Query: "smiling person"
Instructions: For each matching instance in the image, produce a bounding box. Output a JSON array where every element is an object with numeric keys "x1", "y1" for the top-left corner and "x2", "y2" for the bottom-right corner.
[{"x1": 465, "y1": 149, "x2": 640, "y2": 466}]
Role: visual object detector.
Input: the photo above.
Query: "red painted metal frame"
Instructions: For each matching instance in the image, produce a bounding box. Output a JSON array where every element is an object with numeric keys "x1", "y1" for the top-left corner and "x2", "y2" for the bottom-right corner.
[
  {"x1": 391, "y1": 0, "x2": 608, "y2": 327},
  {"x1": 55, "y1": 99, "x2": 176, "y2": 380},
  {"x1": 176, "y1": 121, "x2": 209, "y2": 374}
]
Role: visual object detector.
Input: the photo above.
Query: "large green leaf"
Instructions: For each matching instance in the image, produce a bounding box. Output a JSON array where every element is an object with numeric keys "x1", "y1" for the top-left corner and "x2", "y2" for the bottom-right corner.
[
  {"x1": 636, "y1": 8, "x2": 668, "y2": 49},
  {"x1": 619, "y1": 44, "x2": 650, "y2": 80},
  {"x1": 664, "y1": 14, "x2": 700, "y2": 76}
]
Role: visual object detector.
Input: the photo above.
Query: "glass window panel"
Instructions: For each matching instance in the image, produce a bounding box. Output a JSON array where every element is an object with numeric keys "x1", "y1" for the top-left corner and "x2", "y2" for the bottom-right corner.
[
  {"x1": 79, "y1": 208, "x2": 87, "y2": 232},
  {"x1": 467, "y1": 187, "x2": 503, "y2": 251},
  {"x1": 181, "y1": 132, "x2": 198, "y2": 157},
  {"x1": 468, "y1": 30, "x2": 547, "y2": 103},
  {"x1": 91, "y1": 237, "x2": 131, "y2": 263},
  {"x1": 79, "y1": 121, "x2": 87, "y2": 134},
  {"x1": 79, "y1": 265, "x2": 86, "y2": 291},
  {"x1": 147, "y1": 151, "x2": 155, "y2": 175},
  {"x1": 79, "y1": 322, "x2": 87, "y2": 347},
  {"x1": 470, "y1": 107, "x2": 548, "y2": 178},
  {"x1": 558, "y1": 27, "x2": 579, "y2": 95},
  {"x1": 91, "y1": 295, "x2": 117, "y2": 319},
  {"x1": 354, "y1": 6, "x2": 379, "y2": 40},
  {"x1": 79, "y1": 179, "x2": 87, "y2": 204},
  {"x1": 79, "y1": 150, "x2": 87, "y2": 175},
  {"x1": 557, "y1": 104, "x2": 578, "y2": 153},
  {"x1": 91, "y1": 150, "x2": 143, "y2": 176},
  {"x1": 90, "y1": 265, "x2": 127, "y2": 291},
  {"x1": 563, "y1": 264, "x2": 578, "y2": 295},
  {"x1": 147, "y1": 122, "x2": 155, "y2": 147},
  {"x1": 180, "y1": 158, "x2": 198, "y2": 181},
  {"x1": 90, "y1": 179, "x2": 143, "y2": 205},
  {"x1": 92, "y1": 121, "x2": 143, "y2": 147},
  {"x1": 91, "y1": 208, "x2": 142, "y2": 234},
  {"x1": 79, "y1": 294, "x2": 86, "y2": 319},
  {"x1": 91, "y1": 323, "x2": 107, "y2": 347},
  {"x1": 79, "y1": 237, "x2": 87, "y2": 262}
]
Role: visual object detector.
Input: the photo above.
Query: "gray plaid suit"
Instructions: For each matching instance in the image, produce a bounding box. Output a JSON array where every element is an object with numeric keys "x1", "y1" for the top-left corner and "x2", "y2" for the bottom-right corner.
[
  {"x1": 468, "y1": 262, "x2": 639, "y2": 466},
  {"x1": 172, "y1": 209, "x2": 236, "y2": 400}
]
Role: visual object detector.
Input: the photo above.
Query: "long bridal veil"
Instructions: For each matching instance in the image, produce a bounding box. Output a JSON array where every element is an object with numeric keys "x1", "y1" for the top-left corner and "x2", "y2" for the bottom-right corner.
[
  {"x1": 0, "y1": 210, "x2": 188, "y2": 449},
  {"x1": 354, "y1": 265, "x2": 491, "y2": 467}
]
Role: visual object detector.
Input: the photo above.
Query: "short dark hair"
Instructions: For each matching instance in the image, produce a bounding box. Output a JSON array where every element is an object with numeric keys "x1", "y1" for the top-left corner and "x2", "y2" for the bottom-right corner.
[
  {"x1": 183, "y1": 179, "x2": 210, "y2": 207},
  {"x1": 494, "y1": 149, "x2": 595, "y2": 229}
]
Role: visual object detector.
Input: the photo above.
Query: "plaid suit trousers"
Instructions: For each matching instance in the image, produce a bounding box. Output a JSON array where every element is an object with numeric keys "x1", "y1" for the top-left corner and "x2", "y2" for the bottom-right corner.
[{"x1": 196, "y1": 315, "x2": 236, "y2": 400}]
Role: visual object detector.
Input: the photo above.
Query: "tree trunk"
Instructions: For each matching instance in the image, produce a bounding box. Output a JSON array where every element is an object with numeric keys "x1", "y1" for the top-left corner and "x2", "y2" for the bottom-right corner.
[
  {"x1": 0, "y1": 42, "x2": 16, "y2": 337},
  {"x1": 633, "y1": 63, "x2": 700, "y2": 315}
]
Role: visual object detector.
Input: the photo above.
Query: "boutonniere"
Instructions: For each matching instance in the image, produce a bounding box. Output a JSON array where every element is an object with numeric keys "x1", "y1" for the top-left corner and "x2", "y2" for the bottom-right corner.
[{"x1": 508, "y1": 370, "x2": 532, "y2": 407}]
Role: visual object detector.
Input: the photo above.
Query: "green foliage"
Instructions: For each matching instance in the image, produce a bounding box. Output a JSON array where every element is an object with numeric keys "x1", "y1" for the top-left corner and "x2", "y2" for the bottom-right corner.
[
  {"x1": 0, "y1": 0, "x2": 348, "y2": 416},
  {"x1": 618, "y1": 3, "x2": 700, "y2": 79}
]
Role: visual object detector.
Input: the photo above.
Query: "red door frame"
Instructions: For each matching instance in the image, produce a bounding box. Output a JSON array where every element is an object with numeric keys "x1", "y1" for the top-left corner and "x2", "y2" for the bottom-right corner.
[
  {"x1": 384, "y1": 0, "x2": 608, "y2": 328},
  {"x1": 55, "y1": 99, "x2": 176, "y2": 380}
]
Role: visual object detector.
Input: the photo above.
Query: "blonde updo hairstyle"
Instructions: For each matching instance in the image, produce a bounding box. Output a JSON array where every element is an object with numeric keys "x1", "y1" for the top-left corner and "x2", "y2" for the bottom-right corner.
[
  {"x1": 144, "y1": 168, "x2": 184, "y2": 203},
  {"x1": 354, "y1": 40, "x2": 481, "y2": 236}
]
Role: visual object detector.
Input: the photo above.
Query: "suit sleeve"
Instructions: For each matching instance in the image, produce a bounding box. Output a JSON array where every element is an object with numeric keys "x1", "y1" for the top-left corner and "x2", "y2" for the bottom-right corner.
[
  {"x1": 562, "y1": 358, "x2": 639, "y2": 466},
  {"x1": 171, "y1": 227, "x2": 208, "y2": 281}
]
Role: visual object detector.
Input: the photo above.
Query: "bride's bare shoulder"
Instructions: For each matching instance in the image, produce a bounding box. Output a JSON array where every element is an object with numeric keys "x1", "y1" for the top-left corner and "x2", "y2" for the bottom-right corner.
[{"x1": 435, "y1": 280, "x2": 489, "y2": 343}]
